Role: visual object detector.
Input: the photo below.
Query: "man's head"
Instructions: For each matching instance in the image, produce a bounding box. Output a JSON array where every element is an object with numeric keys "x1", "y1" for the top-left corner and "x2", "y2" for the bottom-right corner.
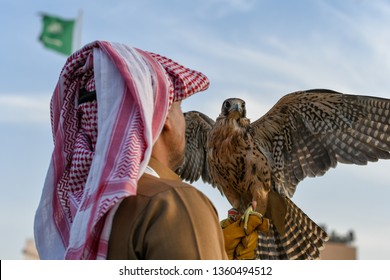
[{"x1": 153, "y1": 101, "x2": 186, "y2": 171}]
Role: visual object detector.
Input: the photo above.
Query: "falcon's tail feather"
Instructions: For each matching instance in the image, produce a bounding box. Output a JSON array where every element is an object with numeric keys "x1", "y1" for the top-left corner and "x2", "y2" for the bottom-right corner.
[{"x1": 256, "y1": 197, "x2": 329, "y2": 259}]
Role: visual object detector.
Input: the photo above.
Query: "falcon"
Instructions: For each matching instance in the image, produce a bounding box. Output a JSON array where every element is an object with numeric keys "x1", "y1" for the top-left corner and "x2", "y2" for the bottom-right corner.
[{"x1": 176, "y1": 89, "x2": 390, "y2": 259}]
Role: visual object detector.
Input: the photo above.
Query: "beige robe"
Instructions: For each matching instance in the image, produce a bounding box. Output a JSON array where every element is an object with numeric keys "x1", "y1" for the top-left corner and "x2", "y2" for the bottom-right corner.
[{"x1": 107, "y1": 158, "x2": 228, "y2": 260}]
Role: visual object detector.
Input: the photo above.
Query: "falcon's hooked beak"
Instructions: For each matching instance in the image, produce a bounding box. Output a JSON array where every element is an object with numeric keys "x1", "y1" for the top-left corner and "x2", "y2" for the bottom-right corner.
[{"x1": 221, "y1": 98, "x2": 247, "y2": 120}]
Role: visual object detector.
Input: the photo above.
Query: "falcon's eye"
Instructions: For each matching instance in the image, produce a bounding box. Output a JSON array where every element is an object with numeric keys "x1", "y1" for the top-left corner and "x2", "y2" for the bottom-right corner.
[
  {"x1": 224, "y1": 101, "x2": 231, "y2": 109},
  {"x1": 242, "y1": 102, "x2": 246, "y2": 108}
]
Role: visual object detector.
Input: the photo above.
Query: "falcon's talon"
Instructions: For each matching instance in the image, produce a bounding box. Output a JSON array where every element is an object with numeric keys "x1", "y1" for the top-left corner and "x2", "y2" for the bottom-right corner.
[{"x1": 241, "y1": 205, "x2": 264, "y2": 235}]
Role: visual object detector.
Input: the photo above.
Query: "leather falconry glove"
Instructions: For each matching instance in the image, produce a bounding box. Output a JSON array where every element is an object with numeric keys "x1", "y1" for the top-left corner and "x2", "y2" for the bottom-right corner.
[{"x1": 221, "y1": 209, "x2": 270, "y2": 260}]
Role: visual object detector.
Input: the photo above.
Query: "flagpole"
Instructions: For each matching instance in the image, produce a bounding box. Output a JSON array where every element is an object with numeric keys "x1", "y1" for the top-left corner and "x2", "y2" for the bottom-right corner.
[{"x1": 74, "y1": 9, "x2": 83, "y2": 51}]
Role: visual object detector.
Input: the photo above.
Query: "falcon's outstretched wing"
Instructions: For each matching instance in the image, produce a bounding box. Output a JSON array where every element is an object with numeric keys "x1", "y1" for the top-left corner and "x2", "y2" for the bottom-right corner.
[
  {"x1": 251, "y1": 89, "x2": 390, "y2": 197},
  {"x1": 176, "y1": 111, "x2": 216, "y2": 187}
]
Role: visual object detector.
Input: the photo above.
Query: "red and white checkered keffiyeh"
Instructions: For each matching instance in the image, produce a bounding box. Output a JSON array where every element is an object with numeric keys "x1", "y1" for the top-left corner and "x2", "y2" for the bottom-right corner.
[{"x1": 34, "y1": 41, "x2": 209, "y2": 259}]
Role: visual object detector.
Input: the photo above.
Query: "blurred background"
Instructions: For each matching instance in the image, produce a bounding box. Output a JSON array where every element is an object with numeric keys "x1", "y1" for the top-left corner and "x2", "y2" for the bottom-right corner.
[{"x1": 1, "y1": 0, "x2": 390, "y2": 260}]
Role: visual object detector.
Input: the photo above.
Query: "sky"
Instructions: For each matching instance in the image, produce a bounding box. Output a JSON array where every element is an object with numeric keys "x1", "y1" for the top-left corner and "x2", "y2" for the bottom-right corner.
[{"x1": 1, "y1": 0, "x2": 390, "y2": 260}]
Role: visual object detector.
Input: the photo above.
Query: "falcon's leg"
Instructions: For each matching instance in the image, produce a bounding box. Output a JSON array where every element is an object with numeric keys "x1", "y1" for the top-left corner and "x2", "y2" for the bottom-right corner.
[{"x1": 241, "y1": 203, "x2": 263, "y2": 234}]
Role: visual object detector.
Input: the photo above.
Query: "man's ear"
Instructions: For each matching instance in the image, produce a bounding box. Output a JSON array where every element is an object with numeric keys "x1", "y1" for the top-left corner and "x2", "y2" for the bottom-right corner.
[{"x1": 162, "y1": 111, "x2": 174, "y2": 132}]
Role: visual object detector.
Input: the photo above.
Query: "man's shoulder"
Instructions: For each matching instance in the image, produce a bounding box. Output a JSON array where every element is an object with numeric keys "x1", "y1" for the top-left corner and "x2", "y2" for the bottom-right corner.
[
  {"x1": 136, "y1": 173, "x2": 200, "y2": 198},
  {"x1": 118, "y1": 173, "x2": 217, "y2": 216}
]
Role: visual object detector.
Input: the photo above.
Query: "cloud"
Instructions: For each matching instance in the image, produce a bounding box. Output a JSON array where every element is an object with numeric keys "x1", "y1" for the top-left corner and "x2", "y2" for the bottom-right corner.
[
  {"x1": 0, "y1": 94, "x2": 51, "y2": 124},
  {"x1": 196, "y1": 0, "x2": 257, "y2": 18}
]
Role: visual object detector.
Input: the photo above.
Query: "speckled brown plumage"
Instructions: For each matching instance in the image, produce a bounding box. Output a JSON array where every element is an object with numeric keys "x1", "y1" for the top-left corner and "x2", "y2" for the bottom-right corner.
[{"x1": 176, "y1": 89, "x2": 390, "y2": 259}]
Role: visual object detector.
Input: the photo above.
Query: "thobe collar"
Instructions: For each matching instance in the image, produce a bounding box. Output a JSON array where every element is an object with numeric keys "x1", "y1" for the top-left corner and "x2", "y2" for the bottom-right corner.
[{"x1": 146, "y1": 157, "x2": 183, "y2": 182}]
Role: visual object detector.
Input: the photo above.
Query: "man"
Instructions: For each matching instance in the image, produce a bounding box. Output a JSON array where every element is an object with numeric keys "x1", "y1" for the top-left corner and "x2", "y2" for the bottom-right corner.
[
  {"x1": 107, "y1": 101, "x2": 227, "y2": 259},
  {"x1": 34, "y1": 41, "x2": 264, "y2": 260}
]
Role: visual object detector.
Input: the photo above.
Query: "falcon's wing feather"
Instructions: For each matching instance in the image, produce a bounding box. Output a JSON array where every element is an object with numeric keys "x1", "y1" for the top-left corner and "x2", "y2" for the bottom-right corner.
[
  {"x1": 176, "y1": 111, "x2": 216, "y2": 186},
  {"x1": 251, "y1": 89, "x2": 390, "y2": 197}
]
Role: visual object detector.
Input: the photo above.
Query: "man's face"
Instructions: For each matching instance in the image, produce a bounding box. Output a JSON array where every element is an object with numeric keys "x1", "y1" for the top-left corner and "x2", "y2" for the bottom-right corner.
[{"x1": 167, "y1": 101, "x2": 186, "y2": 170}]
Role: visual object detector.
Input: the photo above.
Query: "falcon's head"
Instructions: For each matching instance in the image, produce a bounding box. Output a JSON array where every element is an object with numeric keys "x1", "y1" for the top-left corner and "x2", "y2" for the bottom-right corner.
[{"x1": 221, "y1": 98, "x2": 247, "y2": 120}]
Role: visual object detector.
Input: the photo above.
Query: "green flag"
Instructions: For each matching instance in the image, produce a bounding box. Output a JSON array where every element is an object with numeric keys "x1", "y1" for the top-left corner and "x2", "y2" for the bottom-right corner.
[{"x1": 39, "y1": 14, "x2": 75, "y2": 55}]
